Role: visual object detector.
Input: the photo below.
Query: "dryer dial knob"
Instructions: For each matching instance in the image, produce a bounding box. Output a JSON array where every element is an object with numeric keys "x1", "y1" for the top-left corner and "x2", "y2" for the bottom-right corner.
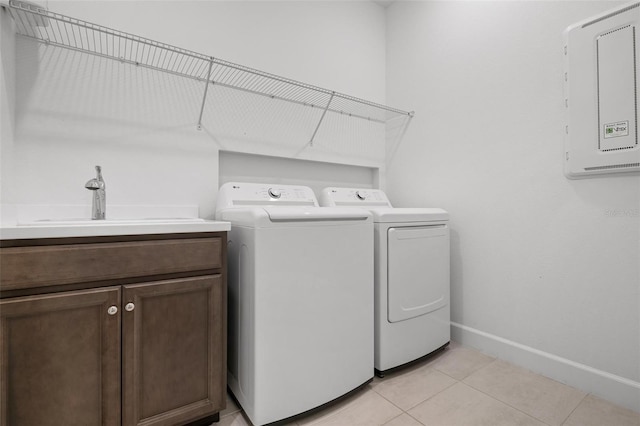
[
  {"x1": 355, "y1": 191, "x2": 367, "y2": 200},
  {"x1": 268, "y1": 188, "x2": 282, "y2": 199}
]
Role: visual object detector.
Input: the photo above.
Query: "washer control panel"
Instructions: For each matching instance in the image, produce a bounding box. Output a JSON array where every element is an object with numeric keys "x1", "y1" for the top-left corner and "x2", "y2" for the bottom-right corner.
[
  {"x1": 217, "y1": 182, "x2": 318, "y2": 208},
  {"x1": 319, "y1": 187, "x2": 391, "y2": 207}
]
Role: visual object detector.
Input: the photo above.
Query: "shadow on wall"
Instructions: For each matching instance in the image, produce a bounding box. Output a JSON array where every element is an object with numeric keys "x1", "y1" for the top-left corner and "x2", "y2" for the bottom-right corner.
[
  {"x1": 386, "y1": 114, "x2": 413, "y2": 168},
  {"x1": 449, "y1": 228, "x2": 464, "y2": 325},
  {"x1": 218, "y1": 150, "x2": 378, "y2": 196},
  {"x1": 14, "y1": 38, "x2": 205, "y2": 143},
  {"x1": 13, "y1": 35, "x2": 389, "y2": 164}
]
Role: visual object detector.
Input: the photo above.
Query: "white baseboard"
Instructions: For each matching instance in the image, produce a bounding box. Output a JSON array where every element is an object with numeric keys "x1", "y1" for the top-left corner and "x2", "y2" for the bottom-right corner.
[{"x1": 451, "y1": 322, "x2": 640, "y2": 413}]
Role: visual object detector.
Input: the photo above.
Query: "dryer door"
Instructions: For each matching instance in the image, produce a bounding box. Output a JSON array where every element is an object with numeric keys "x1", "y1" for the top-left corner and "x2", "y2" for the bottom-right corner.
[{"x1": 387, "y1": 225, "x2": 449, "y2": 323}]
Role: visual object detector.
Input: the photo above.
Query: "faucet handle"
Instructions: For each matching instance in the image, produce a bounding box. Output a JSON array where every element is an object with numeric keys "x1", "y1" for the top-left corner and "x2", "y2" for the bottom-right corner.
[
  {"x1": 85, "y1": 165, "x2": 104, "y2": 190},
  {"x1": 85, "y1": 179, "x2": 100, "y2": 190}
]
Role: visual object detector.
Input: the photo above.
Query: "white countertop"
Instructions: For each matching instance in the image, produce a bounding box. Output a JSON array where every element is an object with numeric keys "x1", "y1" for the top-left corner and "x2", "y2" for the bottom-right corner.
[{"x1": 1, "y1": 219, "x2": 231, "y2": 240}]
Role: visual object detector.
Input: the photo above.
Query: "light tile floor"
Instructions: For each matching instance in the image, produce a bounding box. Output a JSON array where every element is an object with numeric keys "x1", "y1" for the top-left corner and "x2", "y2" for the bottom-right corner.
[{"x1": 214, "y1": 342, "x2": 640, "y2": 426}]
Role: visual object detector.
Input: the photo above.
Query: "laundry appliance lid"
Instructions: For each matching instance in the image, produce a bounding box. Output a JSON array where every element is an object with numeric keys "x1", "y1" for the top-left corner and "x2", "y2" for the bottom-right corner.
[
  {"x1": 264, "y1": 206, "x2": 369, "y2": 222},
  {"x1": 368, "y1": 207, "x2": 448, "y2": 223},
  {"x1": 319, "y1": 188, "x2": 447, "y2": 221},
  {"x1": 216, "y1": 206, "x2": 371, "y2": 228}
]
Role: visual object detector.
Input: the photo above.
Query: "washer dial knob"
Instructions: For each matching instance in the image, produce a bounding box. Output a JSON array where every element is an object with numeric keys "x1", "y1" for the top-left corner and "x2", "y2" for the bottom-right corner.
[
  {"x1": 268, "y1": 188, "x2": 282, "y2": 199},
  {"x1": 355, "y1": 191, "x2": 367, "y2": 200}
]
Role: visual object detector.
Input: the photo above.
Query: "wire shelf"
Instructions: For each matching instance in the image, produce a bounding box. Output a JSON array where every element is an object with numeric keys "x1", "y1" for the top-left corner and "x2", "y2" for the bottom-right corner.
[{"x1": 5, "y1": 0, "x2": 414, "y2": 131}]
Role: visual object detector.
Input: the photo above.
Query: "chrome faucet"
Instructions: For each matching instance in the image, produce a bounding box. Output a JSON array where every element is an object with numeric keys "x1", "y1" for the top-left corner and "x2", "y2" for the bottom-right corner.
[{"x1": 85, "y1": 165, "x2": 106, "y2": 220}]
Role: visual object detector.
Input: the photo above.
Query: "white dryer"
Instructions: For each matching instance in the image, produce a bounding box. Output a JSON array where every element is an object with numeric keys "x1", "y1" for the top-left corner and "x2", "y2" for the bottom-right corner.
[
  {"x1": 319, "y1": 187, "x2": 450, "y2": 376},
  {"x1": 216, "y1": 182, "x2": 374, "y2": 426}
]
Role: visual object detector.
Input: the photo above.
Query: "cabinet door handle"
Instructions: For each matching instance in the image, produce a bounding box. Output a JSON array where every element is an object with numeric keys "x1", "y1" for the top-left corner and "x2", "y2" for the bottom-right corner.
[
  {"x1": 107, "y1": 305, "x2": 118, "y2": 315},
  {"x1": 125, "y1": 302, "x2": 135, "y2": 312}
]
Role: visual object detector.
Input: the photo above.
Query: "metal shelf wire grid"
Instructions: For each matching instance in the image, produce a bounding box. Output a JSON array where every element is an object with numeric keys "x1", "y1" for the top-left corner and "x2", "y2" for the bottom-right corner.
[{"x1": 5, "y1": 0, "x2": 414, "y2": 125}]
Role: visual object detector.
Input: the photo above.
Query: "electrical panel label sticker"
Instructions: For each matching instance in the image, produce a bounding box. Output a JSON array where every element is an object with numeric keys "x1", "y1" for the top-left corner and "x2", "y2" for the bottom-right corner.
[{"x1": 604, "y1": 121, "x2": 629, "y2": 139}]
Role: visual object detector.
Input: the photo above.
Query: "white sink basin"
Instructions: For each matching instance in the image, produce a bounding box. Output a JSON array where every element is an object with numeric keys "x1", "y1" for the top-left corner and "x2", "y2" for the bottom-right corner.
[{"x1": 19, "y1": 218, "x2": 205, "y2": 226}]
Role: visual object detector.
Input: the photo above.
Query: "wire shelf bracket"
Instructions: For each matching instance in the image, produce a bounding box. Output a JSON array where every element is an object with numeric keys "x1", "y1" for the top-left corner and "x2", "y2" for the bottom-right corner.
[
  {"x1": 309, "y1": 91, "x2": 335, "y2": 147},
  {"x1": 4, "y1": 0, "x2": 415, "y2": 140},
  {"x1": 197, "y1": 58, "x2": 214, "y2": 131}
]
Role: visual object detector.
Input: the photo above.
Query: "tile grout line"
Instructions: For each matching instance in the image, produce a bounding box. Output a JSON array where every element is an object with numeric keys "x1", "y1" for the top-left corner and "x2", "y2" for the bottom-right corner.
[
  {"x1": 372, "y1": 367, "x2": 461, "y2": 414},
  {"x1": 461, "y1": 357, "x2": 591, "y2": 426},
  {"x1": 374, "y1": 345, "x2": 500, "y2": 424},
  {"x1": 431, "y1": 355, "x2": 498, "y2": 381},
  {"x1": 461, "y1": 378, "x2": 557, "y2": 426},
  {"x1": 559, "y1": 392, "x2": 590, "y2": 426},
  {"x1": 460, "y1": 359, "x2": 556, "y2": 425},
  {"x1": 404, "y1": 410, "x2": 428, "y2": 426},
  {"x1": 300, "y1": 386, "x2": 382, "y2": 426},
  {"x1": 374, "y1": 384, "x2": 438, "y2": 426},
  {"x1": 381, "y1": 412, "x2": 408, "y2": 426},
  {"x1": 426, "y1": 356, "x2": 538, "y2": 424}
]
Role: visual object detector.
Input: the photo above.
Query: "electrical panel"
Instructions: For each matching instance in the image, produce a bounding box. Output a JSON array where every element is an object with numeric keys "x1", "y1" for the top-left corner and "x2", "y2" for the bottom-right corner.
[{"x1": 564, "y1": 2, "x2": 640, "y2": 178}]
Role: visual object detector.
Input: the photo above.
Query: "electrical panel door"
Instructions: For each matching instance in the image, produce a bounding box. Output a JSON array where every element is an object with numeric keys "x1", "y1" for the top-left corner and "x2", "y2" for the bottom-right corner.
[{"x1": 564, "y1": 2, "x2": 640, "y2": 177}]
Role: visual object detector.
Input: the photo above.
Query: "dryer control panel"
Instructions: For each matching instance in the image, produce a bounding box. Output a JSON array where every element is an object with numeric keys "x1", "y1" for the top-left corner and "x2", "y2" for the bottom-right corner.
[
  {"x1": 217, "y1": 182, "x2": 318, "y2": 209},
  {"x1": 319, "y1": 187, "x2": 391, "y2": 207}
]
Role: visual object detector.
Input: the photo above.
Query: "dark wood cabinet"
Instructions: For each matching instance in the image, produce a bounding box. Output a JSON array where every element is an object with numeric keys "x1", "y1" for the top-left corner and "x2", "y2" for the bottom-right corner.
[
  {"x1": 0, "y1": 232, "x2": 227, "y2": 426},
  {"x1": 1, "y1": 287, "x2": 121, "y2": 426},
  {"x1": 123, "y1": 276, "x2": 225, "y2": 426}
]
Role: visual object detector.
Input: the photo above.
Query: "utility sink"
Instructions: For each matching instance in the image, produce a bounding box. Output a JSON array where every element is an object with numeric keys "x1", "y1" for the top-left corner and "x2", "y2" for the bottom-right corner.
[{"x1": 2, "y1": 217, "x2": 230, "y2": 240}]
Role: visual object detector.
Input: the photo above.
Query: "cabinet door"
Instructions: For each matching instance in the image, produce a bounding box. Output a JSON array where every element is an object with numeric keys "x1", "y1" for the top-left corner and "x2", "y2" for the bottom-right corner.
[
  {"x1": 0, "y1": 287, "x2": 121, "y2": 426},
  {"x1": 122, "y1": 275, "x2": 226, "y2": 426}
]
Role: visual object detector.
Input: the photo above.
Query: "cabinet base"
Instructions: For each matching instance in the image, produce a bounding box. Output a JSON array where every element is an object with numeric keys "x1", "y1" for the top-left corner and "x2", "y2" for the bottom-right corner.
[{"x1": 185, "y1": 412, "x2": 220, "y2": 425}]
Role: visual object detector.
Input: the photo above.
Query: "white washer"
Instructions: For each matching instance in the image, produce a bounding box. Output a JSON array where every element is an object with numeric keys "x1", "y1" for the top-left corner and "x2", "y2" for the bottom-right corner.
[
  {"x1": 216, "y1": 182, "x2": 374, "y2": 426},
  {"x1": 319, "y1": 187, "x2": 450, "y2": 375}
]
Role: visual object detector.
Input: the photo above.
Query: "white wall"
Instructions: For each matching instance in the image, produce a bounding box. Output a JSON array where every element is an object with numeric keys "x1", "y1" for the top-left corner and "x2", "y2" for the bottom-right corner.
[
  {"x1": 0, "y1": 7, "x2": 16, "y2": 218},
  {"x1": 386, "y1": 0, "x2": 639, "y2": 411},
  {"x1": 219, "y1": 151, "x2": 377, "y2": 197},
  {"x1": 0, "y1": 0, "x2": 387, "y2": 221}
]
